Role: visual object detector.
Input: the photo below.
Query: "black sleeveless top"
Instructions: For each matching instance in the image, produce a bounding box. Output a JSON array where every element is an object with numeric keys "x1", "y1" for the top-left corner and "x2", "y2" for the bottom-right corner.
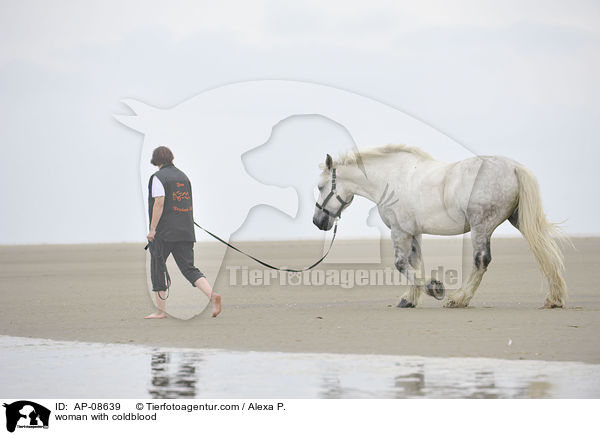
[{"x1": 148, "y1": 164, "x2": 196, "y2": 242}]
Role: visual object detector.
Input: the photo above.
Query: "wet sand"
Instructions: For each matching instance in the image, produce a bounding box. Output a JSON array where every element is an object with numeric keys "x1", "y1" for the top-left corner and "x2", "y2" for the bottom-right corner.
[{"x1": 1, "y1": 237, "x2": 599, "y2": 363}]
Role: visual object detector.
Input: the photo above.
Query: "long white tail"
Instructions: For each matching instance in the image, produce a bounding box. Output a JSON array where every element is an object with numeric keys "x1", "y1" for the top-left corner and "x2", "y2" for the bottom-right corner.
[{"x1": 514, "y1": 166, "x2": 568, "y2": 307}]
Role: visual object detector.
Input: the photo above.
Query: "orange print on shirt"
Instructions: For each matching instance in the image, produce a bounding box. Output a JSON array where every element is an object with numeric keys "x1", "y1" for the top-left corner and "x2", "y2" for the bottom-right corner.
[{"x1": 172, "y1": 191, "x2": 190, "y2": 202}]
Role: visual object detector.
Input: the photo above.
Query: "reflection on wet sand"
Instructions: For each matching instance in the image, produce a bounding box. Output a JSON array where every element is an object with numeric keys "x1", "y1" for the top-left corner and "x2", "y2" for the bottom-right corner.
[
  {"x1": 319, "y1": 366, "x2": 551, "y2": 399},
  {"x1": 144, "y1": 349, "x2": 564, "y2": 399},
  {"x1": 468, "y1": 371, "x2": 498, "y2": 399},
  {"x1": 394, "y1": 371, "x2": 425, "y2": 398},
  {"x1": 0, "y1": 336, "x2": 596, "y2": 399},
  {"x1": 528, "y1": 381, "x2": 552, "y2": 399},
  {"x1": 149, "y1": 351, "x2": 203, "y2": 398},
  {"x1": 320, "y1": 373, "x2": 373, "y2": 399}
]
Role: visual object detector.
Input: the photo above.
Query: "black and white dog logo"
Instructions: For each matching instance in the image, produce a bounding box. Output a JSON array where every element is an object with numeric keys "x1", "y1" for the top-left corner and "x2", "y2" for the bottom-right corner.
[{"x1": 3, "y1": 401, "x2": 50, "y2": 433}]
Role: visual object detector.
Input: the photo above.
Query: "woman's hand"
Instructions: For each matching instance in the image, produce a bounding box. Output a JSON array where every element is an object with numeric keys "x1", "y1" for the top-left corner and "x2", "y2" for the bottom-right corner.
[{"x1": 147, "y1": 229, "x2": 156, "y2": 242}]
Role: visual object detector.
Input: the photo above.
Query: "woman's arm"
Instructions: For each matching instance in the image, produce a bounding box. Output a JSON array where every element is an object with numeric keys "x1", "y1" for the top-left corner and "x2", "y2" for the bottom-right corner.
[{"x1": 147, "y1": 196, "x2": 164, "y2": 242}]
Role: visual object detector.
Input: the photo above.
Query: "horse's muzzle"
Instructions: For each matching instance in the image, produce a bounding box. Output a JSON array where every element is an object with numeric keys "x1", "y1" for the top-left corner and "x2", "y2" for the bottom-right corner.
[{"x1": 313, "y1": 213, "x2": 334, "y2": 231}]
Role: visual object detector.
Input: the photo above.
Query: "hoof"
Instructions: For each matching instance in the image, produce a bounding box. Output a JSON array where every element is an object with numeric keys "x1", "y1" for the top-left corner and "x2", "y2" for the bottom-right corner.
[
  {"x1": 397, "y1": 298, "x2": 415, "y2": 308},
  {"x1": 425, "y1": 279, "x2": 445, "y2": 300},
  {"x1": 444, "y1": 299, "x2": 468, "y2": 308},
  {"x1": 544, "y1": 300, "x2": 564, "y2": 309}
]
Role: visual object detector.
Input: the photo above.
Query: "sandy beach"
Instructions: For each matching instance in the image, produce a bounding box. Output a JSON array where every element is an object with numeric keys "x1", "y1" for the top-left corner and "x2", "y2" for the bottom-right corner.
[{"x1": 1, "y1": 237, "x2": 599, "y2": 363}]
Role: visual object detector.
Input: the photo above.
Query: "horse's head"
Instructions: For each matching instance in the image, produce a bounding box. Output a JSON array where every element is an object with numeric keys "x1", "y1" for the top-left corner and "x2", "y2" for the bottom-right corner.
[{"x1": 313, "y1": 154, "x2": 354, "y2": 231}]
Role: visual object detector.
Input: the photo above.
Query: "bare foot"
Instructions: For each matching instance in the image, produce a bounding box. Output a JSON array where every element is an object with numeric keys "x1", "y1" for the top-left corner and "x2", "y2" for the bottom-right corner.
[
  {"x1": 144, "y1": 312, "x2": 168, "y2": 319},
  {"x1": 211, "y1": 293, "x2": 222, "y2": 317}
]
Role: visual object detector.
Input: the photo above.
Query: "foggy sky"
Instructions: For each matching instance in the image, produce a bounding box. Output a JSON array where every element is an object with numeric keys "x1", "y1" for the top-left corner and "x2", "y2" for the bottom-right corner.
[{"x1": 0, "y1": 0, "x2": 598, "y2": 244}]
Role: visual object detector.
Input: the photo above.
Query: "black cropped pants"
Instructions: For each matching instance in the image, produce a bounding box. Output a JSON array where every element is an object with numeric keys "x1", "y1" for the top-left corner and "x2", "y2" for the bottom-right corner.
[{"x1": 149, "y1": 238, "x2": 205, "y2": 291}]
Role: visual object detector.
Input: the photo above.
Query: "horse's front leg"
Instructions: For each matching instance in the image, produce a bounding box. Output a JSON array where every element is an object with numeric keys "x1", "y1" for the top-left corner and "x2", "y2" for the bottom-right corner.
[
  {"x1": 409, "y1": 234, "x2": 446, "y2": 301},
  {"x1": 392, "y1": 228, "x2": 425, "y2": 308}
]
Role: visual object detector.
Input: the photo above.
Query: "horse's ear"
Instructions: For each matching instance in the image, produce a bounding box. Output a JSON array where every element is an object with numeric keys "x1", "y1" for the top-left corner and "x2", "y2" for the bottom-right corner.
[{"x1": 325, "y1": 154, "x2": 333, "y2": 170}]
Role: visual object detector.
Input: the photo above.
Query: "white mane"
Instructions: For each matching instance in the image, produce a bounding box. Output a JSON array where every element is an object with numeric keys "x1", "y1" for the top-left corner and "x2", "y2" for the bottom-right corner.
[{"x1": 333, "y1": 144, "x2": 435, "y2": 167}]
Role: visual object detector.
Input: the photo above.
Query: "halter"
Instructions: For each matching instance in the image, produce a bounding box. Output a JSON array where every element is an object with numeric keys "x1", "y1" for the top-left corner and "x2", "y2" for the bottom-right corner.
[{"x1": 315, "y1": 168, "x2": 352, "y2": 219}]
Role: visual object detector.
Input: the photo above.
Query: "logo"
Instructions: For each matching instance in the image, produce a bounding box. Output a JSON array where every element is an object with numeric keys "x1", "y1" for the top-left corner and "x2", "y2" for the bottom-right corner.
[
  {"x1": 172, "y1": 191, "x2": 190, "y2": 202},
  {"x1": 3, "y1": 401, "x2": 50, "y2": 433}
]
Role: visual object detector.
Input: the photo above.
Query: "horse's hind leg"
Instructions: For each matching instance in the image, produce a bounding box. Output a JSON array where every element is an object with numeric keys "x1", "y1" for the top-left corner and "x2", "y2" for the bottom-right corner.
[
  {"x1": 445, "y1": 227, "x2": 491, "y2": 308},
  {"x1": 445, "y1": 157, "x2": 517, "y2": 308},
  {"x1": 392, "y1": 229, "x2": 425, "y2": 308}
]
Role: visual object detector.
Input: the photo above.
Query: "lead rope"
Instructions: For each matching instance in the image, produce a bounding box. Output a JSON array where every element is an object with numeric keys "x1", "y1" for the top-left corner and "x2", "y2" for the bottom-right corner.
[
  {"x1": 193, "y1": 220, "x2": 338, "y2": 272},
  {"x1": 144, "y1": 221, "x2": 338, "y2": 299},
  {"x1": 158, "y1": 270, "x2": 170, "y2": 301},
  {"x1": 144, "y1": 241, "x2": 171, "y2": 300}
]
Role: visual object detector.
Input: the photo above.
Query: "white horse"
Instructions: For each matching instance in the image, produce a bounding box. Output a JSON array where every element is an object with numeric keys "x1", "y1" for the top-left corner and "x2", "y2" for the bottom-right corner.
[{"x1": 313, "y1": 145, "x2": 568, "y2": 308}]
